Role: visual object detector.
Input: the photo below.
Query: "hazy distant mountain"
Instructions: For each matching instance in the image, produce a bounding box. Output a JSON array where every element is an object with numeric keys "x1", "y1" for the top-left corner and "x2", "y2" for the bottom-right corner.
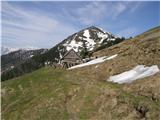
[
  {"x1": 1, "y1": 49, "x2": 48, "y2": 73},
  {"x1": 1, "y1": 46, "x2": 20, "y2": 55},
  {"x1": 1, "y1": 46, "x2": 39, "y2": 55}
]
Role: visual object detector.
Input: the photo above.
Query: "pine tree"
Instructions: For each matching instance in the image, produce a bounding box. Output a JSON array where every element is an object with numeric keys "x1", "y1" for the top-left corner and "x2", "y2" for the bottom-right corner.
[{"x1": 80, "y1": 39, "x2": 88, "y2": 59}]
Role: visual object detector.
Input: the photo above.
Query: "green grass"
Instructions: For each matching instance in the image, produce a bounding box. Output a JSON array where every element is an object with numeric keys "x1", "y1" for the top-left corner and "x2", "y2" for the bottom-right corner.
[
  {"x1": 2, "y1": 67, "x2": 160, "y2": 120},
  {"x1": 2, "y1": 67, "x2": 71, "y2": 120}
]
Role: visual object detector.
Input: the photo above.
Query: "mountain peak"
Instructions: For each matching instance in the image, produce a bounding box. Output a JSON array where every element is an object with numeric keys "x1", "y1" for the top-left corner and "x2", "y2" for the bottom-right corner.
[
  {"x1": 85, "y1": 26, "x2": 104, "y2": 31},
  {"x1": 87, "y1": 26, "x2": 98, "y2": 29},
  {"x1": 84, "y1": 26, "x2": 111, "y2": 35},
  {"x1": 62, "y1": 26, "x2": 121, "y2": 52}
]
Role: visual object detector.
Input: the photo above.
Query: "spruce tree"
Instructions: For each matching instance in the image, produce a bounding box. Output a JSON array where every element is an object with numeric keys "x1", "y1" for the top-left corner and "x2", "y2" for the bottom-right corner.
[{"x1": 80, "y1": 39, "x2": 88, "y2": 59}]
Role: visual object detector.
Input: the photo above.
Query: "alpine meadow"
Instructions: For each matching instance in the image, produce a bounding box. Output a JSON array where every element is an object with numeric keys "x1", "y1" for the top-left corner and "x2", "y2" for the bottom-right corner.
[{"x1": 1, "y1": 1, "x2": 160, "y2": 120}]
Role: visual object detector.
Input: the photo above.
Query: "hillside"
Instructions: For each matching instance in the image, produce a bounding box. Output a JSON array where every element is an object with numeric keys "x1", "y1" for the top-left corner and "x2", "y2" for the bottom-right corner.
[
  {"x1": 1, "y1": 26, "x2": 124, "y2": 81},
  {"x1": 1, "y1": 26, "x2": 160, "y2": 120},
  {"x1": 2, "y1": 68, "x2": 160, "y2": 120},
  {"x1": 1, "y1": 49, "x2": 48, "y2": 73},
  {"x1": 1, "y1": 46, "x2": 20, "y2": 55}
]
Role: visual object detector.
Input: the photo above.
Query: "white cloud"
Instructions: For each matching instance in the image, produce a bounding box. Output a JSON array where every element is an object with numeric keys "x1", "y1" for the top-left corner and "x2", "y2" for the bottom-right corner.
[
  {"x1": 64, "y1": 1, "x2": 142, "y2": 25},
  {"x1": 113, "y1": 2, "x2": 127, "y2": 19},
  {"x1": 2, "y1": 1, "x2": 142, "y2": 48},
  {"x1": 112, "y1": 2, "x2": 142, "y2": 19},
  {"x1": 130, "y1": 2, "x2": 142, "y2": 13},
  {"x1": 2, "y1": 2, "x2": 77, "y2": 48},
  {"x1": 76, "y1": 2, "x2": 107, "y2": 25}
]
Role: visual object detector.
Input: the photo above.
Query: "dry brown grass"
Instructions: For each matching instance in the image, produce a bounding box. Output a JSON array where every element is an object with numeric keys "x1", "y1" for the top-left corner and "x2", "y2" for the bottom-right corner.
[{"x1": 2, "y1": 27, "x2": 160, "y2": 120}]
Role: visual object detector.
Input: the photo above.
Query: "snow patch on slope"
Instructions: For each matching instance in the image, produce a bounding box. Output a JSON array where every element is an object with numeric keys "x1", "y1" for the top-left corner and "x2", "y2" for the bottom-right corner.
[
  {"x1": 68, "y1": 54, "x2": 118, "y2": 70},
  {"x1": 62, "y1": 27, "x2": 119, "y2": 53},
  {"x1": 109, "y1": 38, "x2": 116, "y2": 41},
  {"x1": 108, "y1": 65, "x2": 160, "y2": 84},
  {"x1": 65, "y1": 40, "x2": 83, "y2": 52},
  {"x1": 97, "y1": 32, "x2": 108, "y2": 44},
  {"x1": 105, "y1": 54, "x2": 118, "y2": 60},
  {"x1": 30, "y1": 55, "x2": 34, "y2": 58},
  {"x1": 83, "y1": 30, "x2": 96, "y2": 51}
]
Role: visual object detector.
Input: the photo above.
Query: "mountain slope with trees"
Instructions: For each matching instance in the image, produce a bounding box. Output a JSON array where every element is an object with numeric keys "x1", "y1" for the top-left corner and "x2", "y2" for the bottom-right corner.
[
  {"x1": 1, "y1": 26, "x2": 160, "y2": 120},
  {"x1": 1, "y1": 26, "x2": 124, "y2": 81}
]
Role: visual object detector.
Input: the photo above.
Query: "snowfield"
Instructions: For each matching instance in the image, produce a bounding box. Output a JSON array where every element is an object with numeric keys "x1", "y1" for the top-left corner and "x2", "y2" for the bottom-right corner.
[
  {"x1": 65, "y1": 40, "x2": 83, "y2": 52},
  {"x1": 97, "y1": 32, "x2": 108, "y2": 44},
  {"x1": 83, "y1": 30, "x2": 96, "y2": 51},
  {"x1": 62, "y1": 27, "x2": 119, "y2": 53},
  {"x1": 108, "y1": 65, "x2": 160, "y2": 84},
  {"x1": 68, "y1": 54, "x2": 118, "y2": 70}
]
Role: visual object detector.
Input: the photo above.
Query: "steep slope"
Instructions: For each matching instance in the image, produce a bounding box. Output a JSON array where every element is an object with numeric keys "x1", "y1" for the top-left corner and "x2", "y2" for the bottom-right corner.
[
  {"x1": 1, "y1": 26, "x2": 123, "y2": 81},
  {"x1": 2, "y1": 26, "x2": 160, "y2": 120},
  {"x1": 69, "y1": 26, "x2": 160, "y2": 82},
  {"x1": 61, "y1": 26, "x2": 120, "y2": 52},
  {"x1": 1, "y1": 49, "x2": 48, "y2": 73},
  {"x1": 2, "y1": 67, "x2": 160, "y2": 120}
]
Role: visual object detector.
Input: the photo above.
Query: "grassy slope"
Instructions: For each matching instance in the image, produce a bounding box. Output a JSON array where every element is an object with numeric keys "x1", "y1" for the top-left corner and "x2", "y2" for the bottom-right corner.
[
  {"x1": 2, "y1": 67, "x2": 160, "y2": 120},
  {"x1": 2, "y1": 26, "x2": 160, "y2": 120}
]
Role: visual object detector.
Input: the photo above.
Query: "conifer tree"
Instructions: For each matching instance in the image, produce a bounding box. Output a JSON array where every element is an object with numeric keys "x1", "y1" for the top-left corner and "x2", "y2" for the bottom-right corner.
[{"x1": 80, "y1": 39, "x2": 88, "y2": 59}]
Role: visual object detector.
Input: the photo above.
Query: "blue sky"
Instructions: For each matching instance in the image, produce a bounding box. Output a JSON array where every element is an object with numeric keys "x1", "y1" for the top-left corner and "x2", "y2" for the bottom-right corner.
[{"x1": 2, "y1": 1, "x2": 160, "y2": 49}]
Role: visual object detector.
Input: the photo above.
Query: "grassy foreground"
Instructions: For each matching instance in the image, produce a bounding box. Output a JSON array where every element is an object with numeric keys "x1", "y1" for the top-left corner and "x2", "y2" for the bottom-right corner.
[{"x1": 2, "y1": 67, "x2": 160, "y2": 120}]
